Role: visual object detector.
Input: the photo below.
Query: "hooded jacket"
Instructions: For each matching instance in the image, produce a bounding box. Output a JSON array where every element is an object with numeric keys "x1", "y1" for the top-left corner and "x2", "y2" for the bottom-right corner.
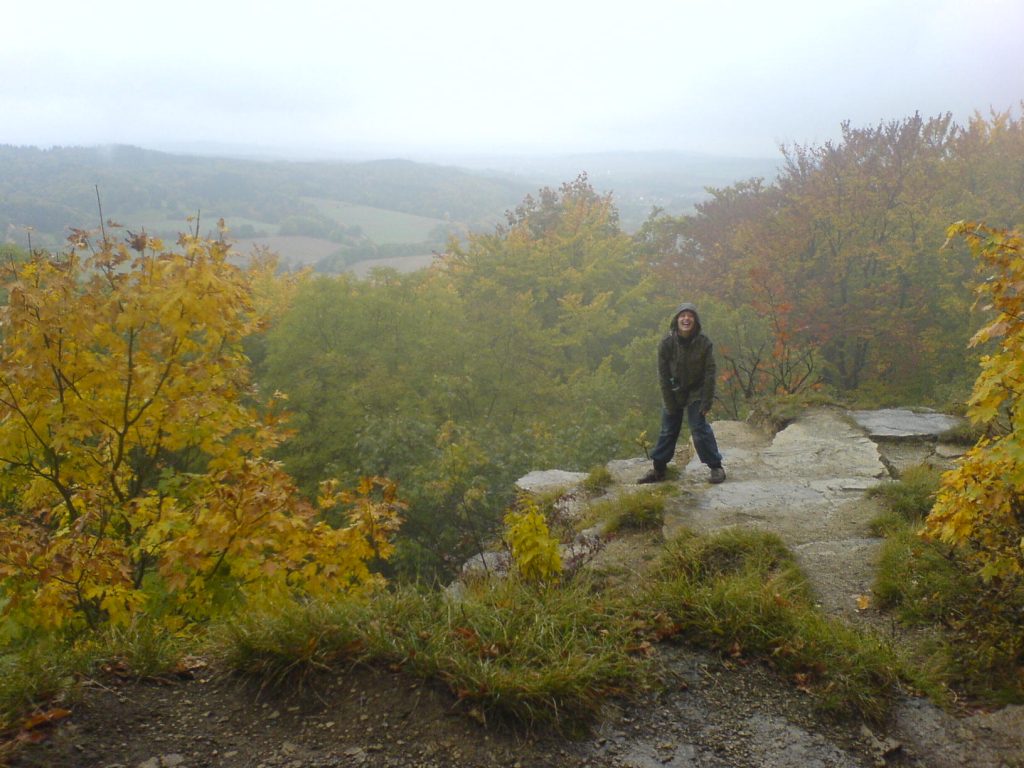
[{"x1": 658, "y1": 302, "x2": 716, "y2": 414}]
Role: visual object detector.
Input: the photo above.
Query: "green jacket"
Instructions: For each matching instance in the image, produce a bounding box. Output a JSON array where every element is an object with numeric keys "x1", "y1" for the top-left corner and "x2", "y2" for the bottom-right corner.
[{"x1": 658, "y1": 302, "x2": 716, "y2": 414}]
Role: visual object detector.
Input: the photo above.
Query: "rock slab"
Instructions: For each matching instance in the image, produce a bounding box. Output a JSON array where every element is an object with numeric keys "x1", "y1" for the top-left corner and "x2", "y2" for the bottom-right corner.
[{"x1": 847, "y1": 407, "x2": 963, "y2": 439}]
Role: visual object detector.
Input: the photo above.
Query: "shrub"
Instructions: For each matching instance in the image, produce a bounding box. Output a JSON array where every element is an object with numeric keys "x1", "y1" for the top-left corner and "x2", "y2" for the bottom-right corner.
[{"x1": 504, "y1": 498, "x2": 563, "y2": 582}]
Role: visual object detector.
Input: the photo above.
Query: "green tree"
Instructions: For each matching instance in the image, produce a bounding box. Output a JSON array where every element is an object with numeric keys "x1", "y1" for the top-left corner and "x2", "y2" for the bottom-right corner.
[{"x1": 260, "y1": 178, "x2": 667, "y2": 578}]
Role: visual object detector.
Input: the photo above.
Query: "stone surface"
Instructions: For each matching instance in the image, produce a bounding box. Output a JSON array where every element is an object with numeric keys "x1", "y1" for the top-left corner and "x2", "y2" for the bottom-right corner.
[
  {"x1": 606, "y1": 457, "x2": 659, "y2": 484},
  {"x1": 670, "y1": 409, "x2": 885, "y2": 534},
  {"x1": 459, "y1": 550, "x2": 510, "y2": 578},
  {"x1": 514, "y1": 469, "x2": 588, "y2": 494},
  {"x1": 668, "y1": 408, "x2": 888, "y2": 618},
  {"x1": 847, "y1": 407, "x2": 963, "y2": 439}
]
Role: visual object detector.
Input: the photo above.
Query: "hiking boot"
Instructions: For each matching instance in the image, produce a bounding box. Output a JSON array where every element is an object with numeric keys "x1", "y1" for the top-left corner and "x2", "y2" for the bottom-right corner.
[
  {"x1": 709, "y1": 466, "x2": 726, "y2": 484},
  {"x1": 637, "y1": 468, "x2": 666, "y2": 484}
]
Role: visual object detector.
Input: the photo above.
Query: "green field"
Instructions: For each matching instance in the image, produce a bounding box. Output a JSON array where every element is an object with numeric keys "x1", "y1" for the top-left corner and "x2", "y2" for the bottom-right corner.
[{"x1": 304, "y1": 198, "x2": 449, "y2": 244}]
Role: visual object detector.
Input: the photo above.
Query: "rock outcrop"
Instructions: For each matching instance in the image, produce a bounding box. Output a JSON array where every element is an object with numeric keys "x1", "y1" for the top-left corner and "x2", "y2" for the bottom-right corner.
[{"x1": 506, "y1": 405, "x2": 1023, "y2": 768}]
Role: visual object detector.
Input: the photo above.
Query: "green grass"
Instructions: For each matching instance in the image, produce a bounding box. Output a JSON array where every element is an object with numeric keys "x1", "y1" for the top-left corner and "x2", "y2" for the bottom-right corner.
[
  {"x1": 581, "y1": 465, "x2": 613, "y2": 495},
  {"x1": 208, "y1": 596, "x2": 372, "y2": 685},
  {"x1": 209, "y1": 579, "x2": 650, "y2": 732},
  {"x1": 0, "y1": 616, "x2": 197, "y2": 735},
  {"x1": 368, "y1": 580, "x2": 649, "y2": 731},
  {"x1": 867, "y1": 464, "x2": 942, "y2": 535},
  {"x1": 0, "y1": 640, "x2": 86, "y2": 732},
  {"x1": 868, "y1": 457, "x2": 1023, "y2": 703},
  {"x1": 585, "y1": 489, "x2": 666, "y2": 534},
  {"x1": 873, "y1": 519, "x2": 1024, "y2": 704},
  {"x1": 937, "y1": 419, "x2": 986, "y2": 446},
  {"x1": 644, "y1": 528, "x2": 907, "y2": 721},
  {"x1": 10, "y1": 515, "x2": 1015, "y2": 739},
  {"x1": 873, "y1": 523, "x2": 967, "y2": 622}
]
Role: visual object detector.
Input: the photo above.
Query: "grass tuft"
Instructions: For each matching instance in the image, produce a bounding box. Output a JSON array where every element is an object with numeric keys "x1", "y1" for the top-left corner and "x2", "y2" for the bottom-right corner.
[
  {"x1": 581, "y1": 465, "x2": 614, "y2": 495},
  {"x1": 645, "y1": 528, "x2": 904, "y2": 721},
  {"x1": 367, "y1": 579, "x2": 649, "y2": 731},
  {"x1": 587, "y1": 490, "x2": 666, "y2": 534},
  {"x1": 209, "y1": 579, "x2": 651, "y2": 732},
  {"x1": 91, "y1": 617, "x2": 195, "y2": 680},
  {"x1": 867, "y1": 464, "x2": 941, "y2": 534},
  {"x1": 938, "y1": 420, "x2": 987, "y2": 446},
  {"x1": 208, "y1": 597, "x2": 371, "y2": 686}
]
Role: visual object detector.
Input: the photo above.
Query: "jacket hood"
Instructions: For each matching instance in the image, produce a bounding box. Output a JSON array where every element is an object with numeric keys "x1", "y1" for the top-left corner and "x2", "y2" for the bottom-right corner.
[{"x1": 669, "y1": 302, "x2": 702, "y2": 335}]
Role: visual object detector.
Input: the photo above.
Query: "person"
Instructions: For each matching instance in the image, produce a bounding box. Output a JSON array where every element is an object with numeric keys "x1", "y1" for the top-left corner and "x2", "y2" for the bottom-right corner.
[{"x1": 638, "y1": 302, "x2": 726, "y2": 484}]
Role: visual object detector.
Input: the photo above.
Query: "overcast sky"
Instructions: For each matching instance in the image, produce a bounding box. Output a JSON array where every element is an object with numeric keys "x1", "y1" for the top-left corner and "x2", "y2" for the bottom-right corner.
[{"x1": 3, "y1": 0, "x2": 1022, "y2": 160}]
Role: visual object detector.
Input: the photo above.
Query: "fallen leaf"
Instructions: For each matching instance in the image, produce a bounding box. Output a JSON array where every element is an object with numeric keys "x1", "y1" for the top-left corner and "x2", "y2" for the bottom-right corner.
[
  {"x1": 22, "y1": 708, "x2": 72, "y2": 731},
  {"x1": 626, "y1": 641, "x2": 656, "y2": 657}
]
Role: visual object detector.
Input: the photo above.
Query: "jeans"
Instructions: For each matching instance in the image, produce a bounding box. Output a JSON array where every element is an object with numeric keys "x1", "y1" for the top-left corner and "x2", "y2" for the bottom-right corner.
[{"x1": 650, "y1": 400, "x2": 723, "y2": 470}]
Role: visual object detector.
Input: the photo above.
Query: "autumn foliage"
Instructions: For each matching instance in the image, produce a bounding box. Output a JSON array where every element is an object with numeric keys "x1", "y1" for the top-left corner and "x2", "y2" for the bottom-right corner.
[
  {"x1": 503, "y1": 498, "x2": 562, "y2": 583},
  {"x1": 925, "y1": 223, "x2": 1024, "y2": 581},
  {"x1": 0, "y1": 229, "x2": 402, "y2": 631}
]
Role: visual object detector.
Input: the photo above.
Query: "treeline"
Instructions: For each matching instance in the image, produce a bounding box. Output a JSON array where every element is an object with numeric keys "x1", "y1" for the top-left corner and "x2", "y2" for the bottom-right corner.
[
  {"x1": 255, "y1": 109, "x2": 1024, "y2": 578},
  {"x1": 635, "y1": 110, "x2": 1024, "y2": 404}
]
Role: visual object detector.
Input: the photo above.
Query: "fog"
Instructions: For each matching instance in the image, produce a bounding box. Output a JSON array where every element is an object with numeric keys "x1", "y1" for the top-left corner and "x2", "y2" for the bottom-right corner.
[{"x1": 3, "y1": 0, "x2": 1022, "y2": 160}]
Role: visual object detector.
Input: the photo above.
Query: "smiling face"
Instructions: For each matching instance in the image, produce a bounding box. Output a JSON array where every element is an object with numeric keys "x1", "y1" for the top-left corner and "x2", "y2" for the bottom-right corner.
[{"x1": 676, "y1": 310, "x2": 697, "y2": 337}]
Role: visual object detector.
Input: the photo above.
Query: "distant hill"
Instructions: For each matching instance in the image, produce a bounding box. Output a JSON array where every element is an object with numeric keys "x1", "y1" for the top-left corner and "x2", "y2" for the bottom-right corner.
[
  {"x1": 0, "y1": 145, "x2": 530, "y2": 250},
  {"x1": 0, "y1": 144, "x2": 781, "y2": 268}
]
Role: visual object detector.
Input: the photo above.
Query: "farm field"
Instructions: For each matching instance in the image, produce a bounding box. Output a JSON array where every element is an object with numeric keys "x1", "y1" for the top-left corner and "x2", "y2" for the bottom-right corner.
[
  {"x1": 304, "y1": 197, "x2": 450, "y2": 243},
  {"x1": 231, "y1": 235, "x2": 339, "y2": 268}
]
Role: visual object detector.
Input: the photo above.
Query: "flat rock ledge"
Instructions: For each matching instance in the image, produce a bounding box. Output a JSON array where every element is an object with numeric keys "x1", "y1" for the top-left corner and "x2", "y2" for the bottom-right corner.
[
  {"x1": 514, "y1": 469, "x2": 588, "y2": 494},
  {"x1": 847, "y1": 407, "x2": 963, "y2": 440}
]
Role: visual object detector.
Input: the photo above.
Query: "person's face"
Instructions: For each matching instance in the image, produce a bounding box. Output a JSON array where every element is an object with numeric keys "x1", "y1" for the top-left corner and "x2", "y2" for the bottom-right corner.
[{"x1": 677, "y1": 310, "x2": 696, "y2": 336}]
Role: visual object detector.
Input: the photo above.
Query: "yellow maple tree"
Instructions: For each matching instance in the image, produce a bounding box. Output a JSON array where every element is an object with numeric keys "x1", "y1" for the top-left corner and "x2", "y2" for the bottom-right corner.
[
  {"x1": 926, "y1": 222, "x2": 1024, "y2": 581},
  {"x1": 0, "y1": 228, "x2": 402, "y2": 630}
]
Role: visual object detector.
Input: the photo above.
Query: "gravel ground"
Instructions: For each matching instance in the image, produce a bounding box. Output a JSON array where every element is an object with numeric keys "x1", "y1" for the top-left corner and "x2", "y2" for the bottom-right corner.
[{"x1": 8, "y1": 645, "x2": 894, "y2": 768}]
